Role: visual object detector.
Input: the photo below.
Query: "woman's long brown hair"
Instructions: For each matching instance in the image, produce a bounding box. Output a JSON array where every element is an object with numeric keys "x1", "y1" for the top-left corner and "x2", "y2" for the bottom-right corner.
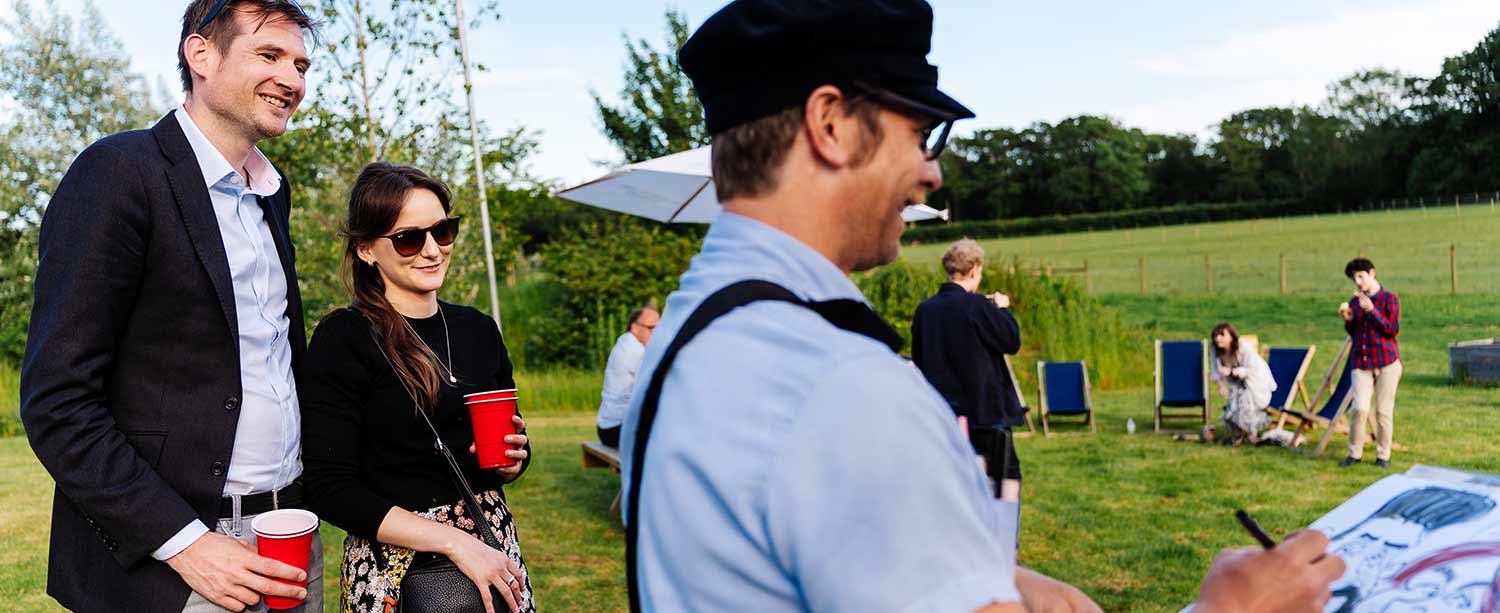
[
  {"x1": 1211, "y1": 322, "x2": 1240, "y2": 370},
  {"x1": 341, "y1": 162, "x2": 454, "y2": 413}
]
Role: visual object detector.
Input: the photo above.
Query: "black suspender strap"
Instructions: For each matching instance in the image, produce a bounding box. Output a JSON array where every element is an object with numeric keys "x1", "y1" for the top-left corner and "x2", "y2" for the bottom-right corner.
[{"x1": 624, "y1": 280, "x2": 903, "y2": 611}]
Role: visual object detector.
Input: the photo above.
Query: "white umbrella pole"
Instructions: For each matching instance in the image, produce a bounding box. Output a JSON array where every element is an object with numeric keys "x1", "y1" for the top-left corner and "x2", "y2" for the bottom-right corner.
[{"x1": 454, "y1": 0, "x2": 503, "y2": 333}]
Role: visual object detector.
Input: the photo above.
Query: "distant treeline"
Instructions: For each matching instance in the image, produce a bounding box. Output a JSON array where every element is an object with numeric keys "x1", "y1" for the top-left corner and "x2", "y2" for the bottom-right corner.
[{"x1": 929, "y1": 23, "x2": 1500, "y2": 223}]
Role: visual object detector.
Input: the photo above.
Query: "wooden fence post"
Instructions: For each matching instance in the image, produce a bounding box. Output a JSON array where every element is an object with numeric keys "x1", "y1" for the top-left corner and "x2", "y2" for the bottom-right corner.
[
  {"x1": 1456, "y1": 194, "x2": 1461, "y2": 217},
  {"x1": 1451, "y1": 244, "x2": 1458, "y2": 295},
  {"x1": 1279, "y1": 254, "x2": 1287, "y2": 295},
  {"x1": 1204, "y1": 255, "x2": 1213, "y2": 292},
  {"x1": 1139, "y1": 257, "x2": 1146, "y2": 295}
]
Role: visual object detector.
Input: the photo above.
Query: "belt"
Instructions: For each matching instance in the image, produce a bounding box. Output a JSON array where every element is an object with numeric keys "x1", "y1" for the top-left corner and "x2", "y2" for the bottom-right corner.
[{"x1": 218, "y1": 479, "x2": 305, "y2": 518}]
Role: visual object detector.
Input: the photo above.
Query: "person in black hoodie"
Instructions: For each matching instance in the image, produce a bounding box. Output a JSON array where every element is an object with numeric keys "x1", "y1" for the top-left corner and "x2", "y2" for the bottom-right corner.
[{"x1": 911, "y1": 238, "x2": 1023, "y2": 497}]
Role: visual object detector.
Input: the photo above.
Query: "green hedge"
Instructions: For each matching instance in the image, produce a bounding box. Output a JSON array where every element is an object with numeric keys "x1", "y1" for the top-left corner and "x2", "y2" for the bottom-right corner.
[
  {"x1": 903, "y1": 199, "x2": 1310, "y2": 244},
  {"x1": 855, "y1": 258, "x2": 1151, "y2": 390}
]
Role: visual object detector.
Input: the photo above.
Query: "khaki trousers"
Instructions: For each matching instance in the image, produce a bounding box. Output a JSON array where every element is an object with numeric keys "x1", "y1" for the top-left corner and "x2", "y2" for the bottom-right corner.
[{"x1": 1348, "y1": 360, "x2": 1403, "y2": 461}]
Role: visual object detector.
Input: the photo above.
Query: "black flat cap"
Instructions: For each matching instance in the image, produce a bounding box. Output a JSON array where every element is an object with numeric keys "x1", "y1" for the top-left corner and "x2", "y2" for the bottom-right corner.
[{"x1": 680, "y1": 0, "x2": 975, "y2": 135}]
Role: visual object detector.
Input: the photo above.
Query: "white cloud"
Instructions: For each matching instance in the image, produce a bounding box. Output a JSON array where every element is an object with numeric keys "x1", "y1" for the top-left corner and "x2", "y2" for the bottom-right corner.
[{"x1": 1126, "y1": 0, "x2": 1500, "y2": 136}]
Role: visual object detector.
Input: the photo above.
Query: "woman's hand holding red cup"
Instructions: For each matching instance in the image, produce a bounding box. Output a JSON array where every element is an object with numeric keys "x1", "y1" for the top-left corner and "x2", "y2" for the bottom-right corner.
[{"x1": 469, "y1": 415, "x2": 527, "y2": 481}]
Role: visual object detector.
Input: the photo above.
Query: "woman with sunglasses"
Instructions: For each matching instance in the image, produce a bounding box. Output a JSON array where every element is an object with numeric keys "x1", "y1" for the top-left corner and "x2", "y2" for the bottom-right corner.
[{"x1": 301, "y1": 163, "x2": 535, "y2": 613}]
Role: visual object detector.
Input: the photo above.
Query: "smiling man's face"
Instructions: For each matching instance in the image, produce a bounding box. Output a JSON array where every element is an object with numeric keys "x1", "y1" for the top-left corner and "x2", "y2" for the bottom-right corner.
[{"x1": 198, "y1": 9, "x2": 309, "y2": 142}]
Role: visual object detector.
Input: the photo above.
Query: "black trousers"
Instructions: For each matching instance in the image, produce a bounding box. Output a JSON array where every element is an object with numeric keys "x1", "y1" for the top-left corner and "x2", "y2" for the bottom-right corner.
[
  {"x1": 967, "y1": 425, "x2": 1021, "y2": 492},
  {"x1": 598, "y1": 425, "x2": 621, "y2": 448}
]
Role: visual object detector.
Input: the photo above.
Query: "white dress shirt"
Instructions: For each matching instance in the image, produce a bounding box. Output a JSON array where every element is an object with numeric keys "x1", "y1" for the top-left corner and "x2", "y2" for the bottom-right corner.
[
  {"x1": 597, "y1": 331, "x2": 645, "y2": 430},
  {"x1": 152, "y1": 107, "x2": 302, "y2": 560}
]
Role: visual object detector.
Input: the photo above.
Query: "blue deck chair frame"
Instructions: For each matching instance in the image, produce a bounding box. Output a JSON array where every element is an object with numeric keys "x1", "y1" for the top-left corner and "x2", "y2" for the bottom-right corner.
[
  {"x1": 1308, "y1": 339, "x2": 1361, "y2": 456},
  {"x1": 1002, "y1": 354, "x2": 1037, "y2": 435},
  {"x1": 1265, "y1": 346, "x2": 1318, "y2": 431},
  {"x1": 1036, "y1": 360, "x2": 1094, "y2": 435},
  {"x1": 1154, "y1": 340, "x2": 1209, "y2": 432}
]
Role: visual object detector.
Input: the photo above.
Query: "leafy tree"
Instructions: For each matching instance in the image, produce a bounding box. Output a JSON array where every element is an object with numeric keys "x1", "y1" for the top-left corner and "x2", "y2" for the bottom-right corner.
[
  {"x1": 591, "y1": 8, "x2": 707, "y2": 164},
  {"x1": 1043, "y1": 116, "x2": 1151, "y2": 213},
  {"x1": 0, "y1": 0, "x2": 160, "y2": 363}
]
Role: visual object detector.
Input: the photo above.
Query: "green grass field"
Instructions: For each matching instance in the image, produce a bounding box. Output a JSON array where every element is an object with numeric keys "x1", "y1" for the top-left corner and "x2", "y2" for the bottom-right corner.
[
  {"x1": 4, "y1": 293, "x2": 1495, "y2": 611},
  {"x1": 903, "y1": 204, "x2": 1500, "y2": 295}
]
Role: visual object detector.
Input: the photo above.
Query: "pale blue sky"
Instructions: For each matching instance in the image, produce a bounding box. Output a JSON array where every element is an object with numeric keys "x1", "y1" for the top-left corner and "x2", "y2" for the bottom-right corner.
[{"x1": 21, "y1": 0, "x2": 1500, "y2": 185}]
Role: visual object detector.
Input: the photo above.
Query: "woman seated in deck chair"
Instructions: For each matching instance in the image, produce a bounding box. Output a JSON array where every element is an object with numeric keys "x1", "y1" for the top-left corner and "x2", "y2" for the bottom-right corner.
[{"x1": 1206, "y1": 322, "x2": 1277, "y2": 445}]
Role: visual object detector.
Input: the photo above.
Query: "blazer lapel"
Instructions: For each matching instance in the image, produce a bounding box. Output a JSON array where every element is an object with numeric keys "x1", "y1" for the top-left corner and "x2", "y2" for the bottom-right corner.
[{"x1": 153, "y1": 114, "x2": 239, "y2": 342}]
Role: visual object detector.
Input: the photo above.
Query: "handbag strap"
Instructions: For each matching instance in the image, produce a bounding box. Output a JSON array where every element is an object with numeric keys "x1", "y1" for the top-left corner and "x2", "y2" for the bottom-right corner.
[
  {"x1": 367, "y1": 329, "x2": 506, "y2": 572},
  {"x1": 624, "y1": 280, "x2": 903, "y2": 612}
]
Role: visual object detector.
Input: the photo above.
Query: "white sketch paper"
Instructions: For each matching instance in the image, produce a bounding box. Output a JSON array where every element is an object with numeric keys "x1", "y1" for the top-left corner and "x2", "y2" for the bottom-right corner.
[{"x1": 1311, "y1": 470, "x2": 1500, "y2": 612}]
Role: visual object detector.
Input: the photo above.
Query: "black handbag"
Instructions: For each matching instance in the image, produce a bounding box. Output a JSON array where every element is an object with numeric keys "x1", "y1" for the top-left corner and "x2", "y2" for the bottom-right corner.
[{"x1": 371, "y1": 340, "x2": 516, "y2": 613}]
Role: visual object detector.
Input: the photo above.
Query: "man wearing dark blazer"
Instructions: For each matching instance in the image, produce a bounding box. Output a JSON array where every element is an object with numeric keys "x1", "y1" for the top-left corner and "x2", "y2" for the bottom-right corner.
[
  {"x1": 20, "y1": 2, "x2": 322, "y2": 611},
  {"x1": 911, "y1": 238, "x2": 1023, "y2": 498}
]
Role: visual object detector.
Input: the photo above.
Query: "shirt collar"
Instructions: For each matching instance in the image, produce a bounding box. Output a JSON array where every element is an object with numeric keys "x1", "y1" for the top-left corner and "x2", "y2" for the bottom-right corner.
[
  {"x1": 174, "y1": 106, "x2": 280, "y2": 197},
  {"x1": 696, "y1": 213, "x2": 867, "y2": 304}
]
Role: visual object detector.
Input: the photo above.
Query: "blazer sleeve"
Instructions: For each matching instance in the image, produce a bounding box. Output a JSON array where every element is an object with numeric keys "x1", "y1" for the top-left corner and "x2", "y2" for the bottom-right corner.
[
  {"x1": 20, "y1": 143, "x2": 202, "y2": 568},
  {"x1": 973, "y1": 299, "x2": 1021, "y2": 356}
]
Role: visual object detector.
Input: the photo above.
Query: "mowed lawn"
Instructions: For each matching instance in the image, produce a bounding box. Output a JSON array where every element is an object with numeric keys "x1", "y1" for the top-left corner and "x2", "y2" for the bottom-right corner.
[
  {"x1": 1, "y1": 297, "x2": 1496, "y2": 611},
  {"x1": 902, "y1": 203, "x2": 1500, "y2": 296}
]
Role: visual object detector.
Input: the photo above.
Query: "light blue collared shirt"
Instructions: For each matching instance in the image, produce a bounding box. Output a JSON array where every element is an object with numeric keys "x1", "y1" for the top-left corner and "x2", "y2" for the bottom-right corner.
[
  {"x1": 152, "y1": 107, "x2": 302, "y2": 560},
  {"x1": 621, "y1": 213, "x2": 1020, "y2": 612},
  {"x1": 598, "y1": 332, "x2": 645, "y2": 430}
]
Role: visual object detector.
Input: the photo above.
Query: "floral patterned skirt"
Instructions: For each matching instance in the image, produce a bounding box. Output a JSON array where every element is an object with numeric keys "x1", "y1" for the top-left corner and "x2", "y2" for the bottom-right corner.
[{"x1": 340, "y1": 489, "x2": 536, "y2": 613}]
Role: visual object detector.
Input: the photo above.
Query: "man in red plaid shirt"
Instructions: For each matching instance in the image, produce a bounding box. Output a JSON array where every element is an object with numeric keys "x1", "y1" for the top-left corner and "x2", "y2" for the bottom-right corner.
[{"x1": 1338, "y1": 258, "x2": 1403, "y2": 469}]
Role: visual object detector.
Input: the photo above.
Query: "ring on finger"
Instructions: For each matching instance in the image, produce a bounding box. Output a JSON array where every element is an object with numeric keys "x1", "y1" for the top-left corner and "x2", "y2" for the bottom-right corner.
[{"x1": 506, "y1": 576, "x2": 518, "y2": 586}]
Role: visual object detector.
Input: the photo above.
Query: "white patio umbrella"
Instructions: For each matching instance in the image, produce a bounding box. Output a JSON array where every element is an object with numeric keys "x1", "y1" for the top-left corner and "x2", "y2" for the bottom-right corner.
[{"x1": 558, "y1": 145, "x2": 949, "y2": 224}]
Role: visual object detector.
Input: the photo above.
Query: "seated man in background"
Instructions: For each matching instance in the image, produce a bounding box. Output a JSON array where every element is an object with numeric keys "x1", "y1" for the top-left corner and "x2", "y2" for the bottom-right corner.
[
  {"x1": 912, "y1": 238, "x2": 1024, "y2": 499},
  {"x1": 597, "y1": 305, "x2": 658, "y2": 447}
]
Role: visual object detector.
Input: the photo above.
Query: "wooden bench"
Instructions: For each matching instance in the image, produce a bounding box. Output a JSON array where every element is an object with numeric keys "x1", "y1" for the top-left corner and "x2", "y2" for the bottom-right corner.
[{"x1": 581, "y1": 441, "x2": 623, "y2": 515}]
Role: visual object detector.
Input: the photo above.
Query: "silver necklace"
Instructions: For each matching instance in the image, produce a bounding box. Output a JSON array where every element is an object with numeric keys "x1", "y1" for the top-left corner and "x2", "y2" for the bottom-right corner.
[{"x1": 403, "y1": 304, "x2": 458, "y2": 385}]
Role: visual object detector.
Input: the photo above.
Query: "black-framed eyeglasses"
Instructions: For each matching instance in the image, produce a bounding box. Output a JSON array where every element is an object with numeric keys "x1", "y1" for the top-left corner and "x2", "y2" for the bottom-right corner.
[
  {"x1": 196, "y1": 0, "x2": 307, "y2": 34},
  {"x1": 848, "y1": 81, "x2": 955, "y2": 161},
  {"x1": 378, "y1": 216, "x2": 461, "y2": 257}
]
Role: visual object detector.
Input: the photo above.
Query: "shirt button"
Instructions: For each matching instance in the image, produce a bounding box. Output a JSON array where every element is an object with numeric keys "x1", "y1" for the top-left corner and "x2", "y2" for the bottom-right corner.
[
  {"x1": 224, "y1": 396, "x2": 240, "y2": 411},
  {"x1": 210, "y1": 461, "x2": 226, "y2": 477},
  {"x1": 229, "y1": 175, "x2": 242, "y2": 185}
]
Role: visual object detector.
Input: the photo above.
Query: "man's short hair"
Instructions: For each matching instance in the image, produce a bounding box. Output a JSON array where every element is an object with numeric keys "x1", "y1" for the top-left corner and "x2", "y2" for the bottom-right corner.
[
  {"x1": 1345, "y1": 257, "x2": 1376, "y2": 279},
  {"x1": 711, "y1": 92, "x2": 885, "y2": 202},
  {"x1": 941, "y1": 238, "x2": 984, "y2": 277},
  {"x1": 627, "y1": 305, "x2": 658, "y2": 329},
  {"x1": 178, "y1": 0, "x2": 320, "y2": 93}
]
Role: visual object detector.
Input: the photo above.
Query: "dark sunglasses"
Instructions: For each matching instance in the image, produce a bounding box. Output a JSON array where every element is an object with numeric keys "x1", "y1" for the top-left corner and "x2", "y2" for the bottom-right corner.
[
  {"x1": 849, "y1": 82, "x2": 955, "y2": 161},
  {"x1": 196, "y1": 0, "x2": 307, "y2": 34},
  {"x1": 378, "y1": 216, "x2": 461, "y2": 257}
]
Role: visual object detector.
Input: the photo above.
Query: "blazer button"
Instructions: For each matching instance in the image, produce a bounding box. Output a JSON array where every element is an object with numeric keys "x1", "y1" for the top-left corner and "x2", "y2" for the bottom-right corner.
[
  {"x1": 210, "y1": 461, "x2": 226, "y2": 476},
  {"x1": 224, "y1": 396, "x2": 240, "y2": 411}
]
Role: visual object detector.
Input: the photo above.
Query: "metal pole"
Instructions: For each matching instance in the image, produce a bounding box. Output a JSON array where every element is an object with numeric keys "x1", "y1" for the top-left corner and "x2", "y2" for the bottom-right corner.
[{"x1": 454, "y1": 0, "x2": 503, "y2": 332}]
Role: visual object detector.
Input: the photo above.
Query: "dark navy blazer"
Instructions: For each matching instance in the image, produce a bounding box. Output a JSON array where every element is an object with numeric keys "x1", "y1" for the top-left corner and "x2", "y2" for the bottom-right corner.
[{"x1": 20, "y1": 113, "x2": 303, "y2": 612}]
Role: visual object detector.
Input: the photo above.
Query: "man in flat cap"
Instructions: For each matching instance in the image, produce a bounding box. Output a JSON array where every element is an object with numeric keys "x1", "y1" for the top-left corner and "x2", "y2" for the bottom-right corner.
[{"x1": 620, "y1": 1, "x2": 1345, "y2": 612}]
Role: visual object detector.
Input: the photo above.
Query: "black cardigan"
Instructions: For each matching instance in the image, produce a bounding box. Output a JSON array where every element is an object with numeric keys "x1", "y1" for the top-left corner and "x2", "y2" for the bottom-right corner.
[{"x1": 301, "y1": 302, "x2": 529, "y2": 539}]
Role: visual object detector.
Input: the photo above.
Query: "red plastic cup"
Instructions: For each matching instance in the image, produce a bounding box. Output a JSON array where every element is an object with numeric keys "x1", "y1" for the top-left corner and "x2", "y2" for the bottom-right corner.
[
  {"x1": 251, "y1": 509, "x2": 318, "y2": 610},
  {"x1": 465, "y1": 391, "x2": 520, "y2": 468}
]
